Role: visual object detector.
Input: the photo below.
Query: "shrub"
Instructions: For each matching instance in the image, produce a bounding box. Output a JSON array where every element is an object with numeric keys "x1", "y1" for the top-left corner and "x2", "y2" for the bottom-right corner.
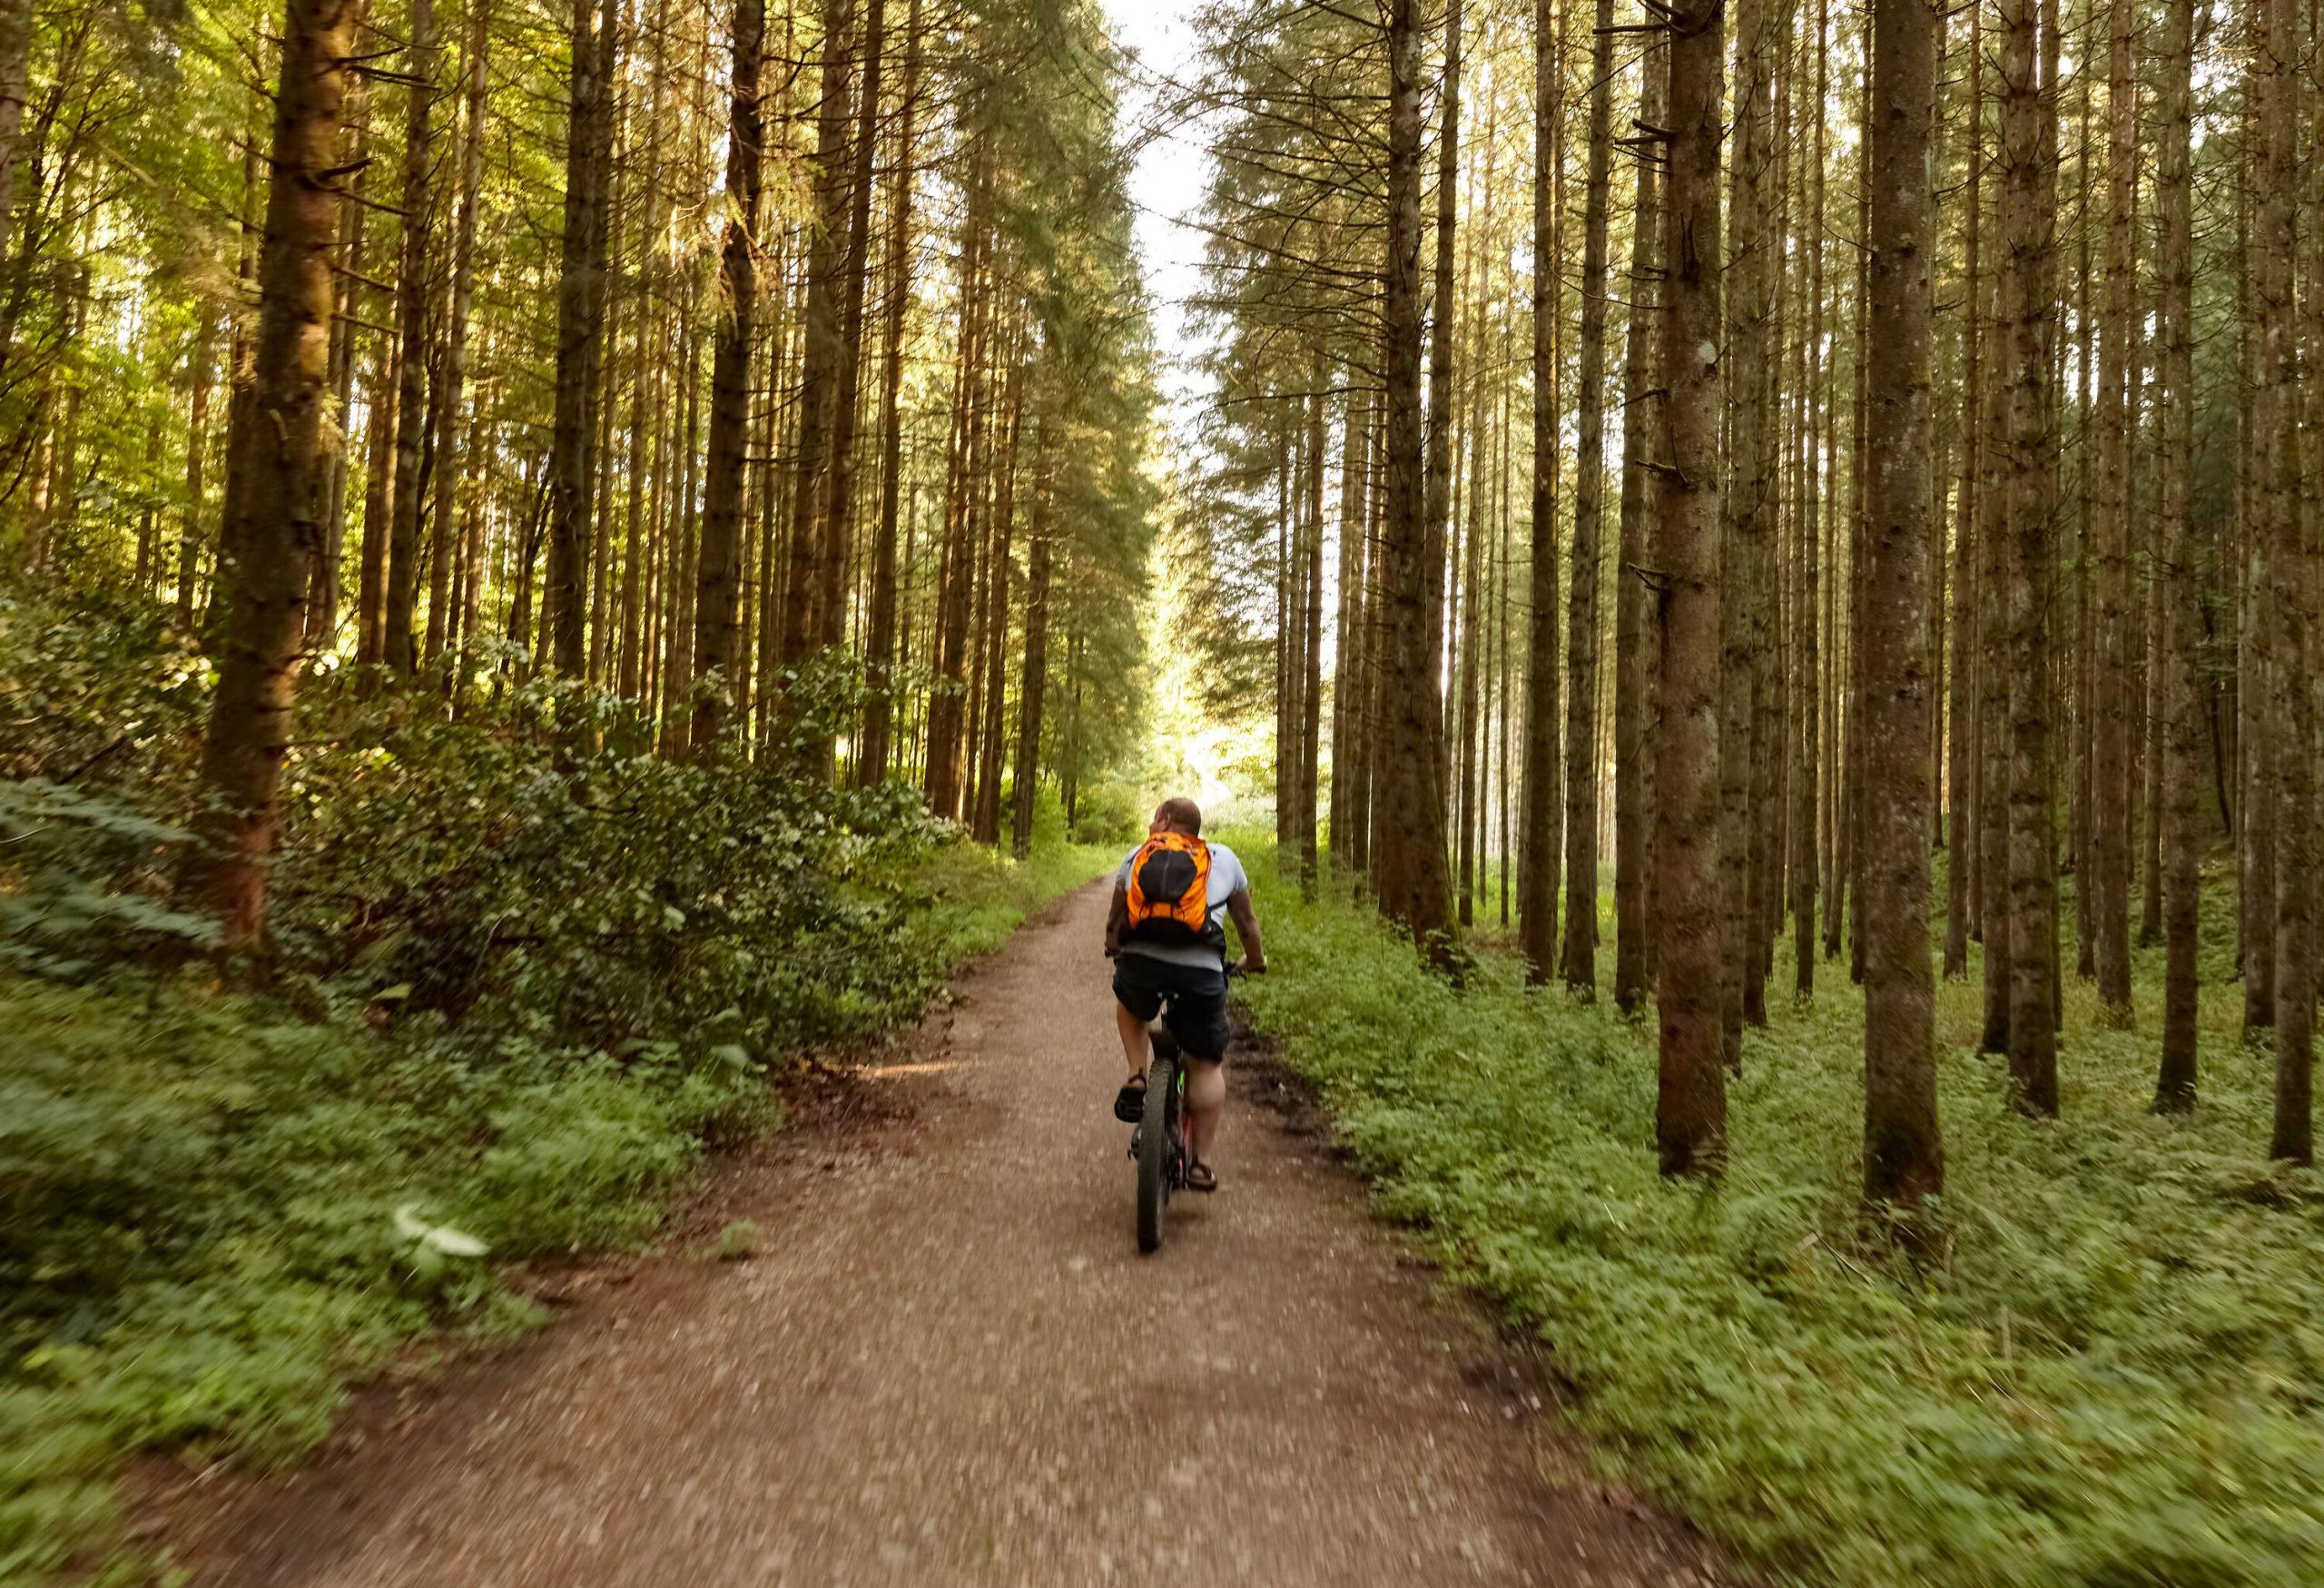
[{"x1": 1068, "y1": 779, "x2": 1144, "y2": 846}]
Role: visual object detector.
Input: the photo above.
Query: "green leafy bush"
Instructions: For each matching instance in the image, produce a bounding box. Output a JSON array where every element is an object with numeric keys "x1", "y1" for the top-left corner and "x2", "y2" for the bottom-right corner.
[
  {"x1": 0, "y1": 782, "x2": 217, "y2": 972},
  {"x1": 0, "y1": 587, "x2": 210, "y2": 790},
  {"x1": 270, "y1": 686, "x2": 969, "y2": 1061},
  {"x1": 0, "y1": 589, "x2": 219, "y2": 981},
  {"x1": 1067, "y1": 778, "x2": 1144, "y2": 846},
  {"x1": 1232, "y1": 838, "x2": 2324, "y2": 1588}
]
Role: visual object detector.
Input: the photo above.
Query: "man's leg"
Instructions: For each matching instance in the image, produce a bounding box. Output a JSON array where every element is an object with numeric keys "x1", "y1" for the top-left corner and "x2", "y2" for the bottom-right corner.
[
  {"x1": 1183, "y1": 1057, "x2": 1226, "y2": 1166},
  {"x1": 1116, "y1": 999, "x2": 1153, "y2": 1084}
]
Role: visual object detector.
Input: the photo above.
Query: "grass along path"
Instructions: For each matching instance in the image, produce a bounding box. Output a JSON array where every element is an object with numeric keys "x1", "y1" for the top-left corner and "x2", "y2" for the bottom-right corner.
[{"x1": 1231, "y1": 837, "x2": 2323, "y2": 1588}]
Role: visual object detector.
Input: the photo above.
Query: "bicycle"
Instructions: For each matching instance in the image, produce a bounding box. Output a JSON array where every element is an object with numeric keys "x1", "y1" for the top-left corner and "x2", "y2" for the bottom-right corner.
[
  {"x1": 1128, "y1": 963, "x2": 1256, "y2": 1255},
  {"x1": 1131, "y1": 1021, "x2": 1187, "y2": 1254}
]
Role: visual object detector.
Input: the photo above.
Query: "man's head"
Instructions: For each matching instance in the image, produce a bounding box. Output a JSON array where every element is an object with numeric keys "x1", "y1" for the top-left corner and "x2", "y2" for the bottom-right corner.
[{"x1": 1150, "y1": 796, "x2": 1203, "y2": 837}]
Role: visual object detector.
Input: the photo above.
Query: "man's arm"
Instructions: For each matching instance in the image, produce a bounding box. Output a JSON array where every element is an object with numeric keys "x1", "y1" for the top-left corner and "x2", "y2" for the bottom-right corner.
[
  {"x1": 1226, "y1": 887, "x2": 1265, "y2": 973},
  {"x1": 1105, "y1": 877, "x2": 1129, "y2": 957}
]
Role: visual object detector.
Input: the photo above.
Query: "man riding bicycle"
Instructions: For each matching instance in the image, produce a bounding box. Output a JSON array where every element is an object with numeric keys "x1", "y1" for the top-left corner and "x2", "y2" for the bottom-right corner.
[{"x1": 1105, "y1": 797, "x2": 1265, "y2": 1194}]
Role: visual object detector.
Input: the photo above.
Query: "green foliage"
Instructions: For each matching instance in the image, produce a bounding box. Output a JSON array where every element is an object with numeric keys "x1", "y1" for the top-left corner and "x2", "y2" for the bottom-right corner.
[
  {"x1": 1067, "y1": 778, "x2": 1145, "y2": 846},
  {"x1": 271, "y1": 674, "x2": 981, "y2": 1064},
  {"x1": 0, "y1": 972, "x2": 750, "y2": 1579},
  {"x1": 0, "y1": 782, "x2": 219, "y2": 972},
  {"x1": 0, "y1": 587, "x2": 1111, "y2": 1585},
  {"x1": 899, "y1": 839, "x2": 1117, "y2": 966},
  {"x1": 0, "y1": 591, "x2": 221, "y2": 973},
  {"x1": 1232, "y1": 837, "x2": 2324, "y2": 1588},
  {"x1": 0, "y1": 587, "x2": 211, "y2": 785}
]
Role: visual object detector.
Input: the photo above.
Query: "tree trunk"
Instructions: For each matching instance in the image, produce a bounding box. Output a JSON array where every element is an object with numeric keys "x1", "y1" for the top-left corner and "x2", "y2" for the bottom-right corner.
[
  {"x1": 617, "y1": 310, "x2": 652, "y2": 700},
  {"x1": 1762, "y1": 35, "x2": 1795, "y2": 1001},
  {"x1": 1454, "y1": 466, "x2": 1477, "y2": 913},
  {"x1": 586, "y1": 137, "x2": 624, "y2": 692},
  {"x1": 1422, "y1": 0, "x2": 1464, "y2": 865},
  {"x1": 783, "y1": 0, "x2": 861, "y2": 679},
  {"x1": 817, "y1": 0, "x2": 888, "y2": 680},
  {"x1": 425, "y1": 0, "x2": 491, "y2": 669},
  {"x1": 177, "y1": 308, "x2": 217, "y2": 626},
  {"x1": 311, "y1": 71, "x2": 369, "y2": 650},
  {"x1": 547, "y1": 0, "x2": 613, "y2": 678},
  {"x1": 1794, "y1": 0, "x2": 1829, "y2": 996},
  {"x1": 1861, "y1": 0, "x2": 1943, "y2": 1208},
  {"x1": 354, "y1": 329, "x2": 398, "y2": 666},
  {"x1": 1653, "y1": 0, "x2": 1727, "y2": 1177},
  {"x1": 1999, "y1": 0, "x2": 2058, "y2": 1115},
  {"x1": 2152, "y1": 0, "x2": 2199, "y2": 1111},
  {"x1": 1519, "y1": 0, "x2": 1561, "y2": 980},
  {"x1": 1374, "y1": 0, "x2": 1455, "y2": 955},
  {"x1": 1010, "y1": 411, "x2": 1056, "y2": 855},
  {"x1": 1728, "y1": 0, "x2": 1779, "y2": 1037},
  {"x1": 0, "y1": 0, "x2": 30, "y2": 290},
  {"x1": 750, "y1": 256, "x2": 789, "y2": 741},
  {"x1": 1943, "y1": 5, "x2": 1982, "y2": 979},
  {"x1": 382, "y1": 0, "x2": 437, "y2": 677},
  {"x1": 1845, "y1": 0, "x2": 1871, "y2": 989},
  {"x1": 661, "y1": 331, "x2": 703, "y2": 750},
  {"x1": 1330, "y1": 382, "x2": 1370, "y2": 869},
  {"x1": 1497, "y1": 369, "x2": 1515, "y2": 926},
  {"x1": 1613, "y1": 36, "x2": 1666, "y2": 1015},
  {"x1": 1974, "y1": 82, "x2": 2011, "y2": 1051},
  {"x1": 857, "y1": 0, "x2": 926, "y2": 786},
  {"x1": 625, "y1": 0, "x2": 681, "y2": 704},
  {"x1": 451, "y1": 449, "x2": 484, "y2": 681},
  {"x1": 924, "y1": 156, "x2": 989, "y2": 820},
  {"x1": 1275, "y1": 425, "x2": 1295, "y2": 849},
  {"x1": 135, "y1": 414, "x2": 162, "y2": 588},
  {"x1": 2085, "y1": 0, "x2": 2136, "y2": 1016},
  {"x1": 2069, "y1": 54, "x2": 2096, "y2": 987},
  {"x1": 972, "y1": 346, "x2": 1025, "y2": 845},
  {"x1": 690, "y1": 0, "x2": 766, "y2": 754},
  {"x1": 2240, "y1": 0, "x2": 2280, "y2": 1041},
  {"x1": 1560, "y1": 0, "x2": 1615, "y2": 993},
  {"x1": 2139, "y1": 501, "x2": 2165, "y2": 948},
  {"x1": 1357, "y1": 399, "x2": 1385, "y2": 883},
  {"x1": 1300, "y1": 380, "x2": 1326, "y2": 892},
  {"x1": 2260, "y1": 0, "x2": 2314, "y2": 1160},
  {"x1": 179, "y1": 0, "x2": 359, "y2": 950}
]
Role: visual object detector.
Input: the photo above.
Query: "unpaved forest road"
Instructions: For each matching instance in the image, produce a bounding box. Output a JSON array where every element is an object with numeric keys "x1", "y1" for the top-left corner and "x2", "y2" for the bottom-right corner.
[{"x1": 170, "y1": 882, "x2": 1725, "y2": 1588}]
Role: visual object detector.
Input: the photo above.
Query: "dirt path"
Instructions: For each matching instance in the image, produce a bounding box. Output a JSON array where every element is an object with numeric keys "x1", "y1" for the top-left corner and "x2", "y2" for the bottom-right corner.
[{"x1": 172, "y1": 882, "x2": 1724, "y2": 1587}]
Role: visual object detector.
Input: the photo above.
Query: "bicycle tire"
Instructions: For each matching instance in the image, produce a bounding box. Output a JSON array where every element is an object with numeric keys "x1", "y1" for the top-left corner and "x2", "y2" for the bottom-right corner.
[{"x1": 1136, "y1": 1050, "x2": 1177, "y2": 1253}]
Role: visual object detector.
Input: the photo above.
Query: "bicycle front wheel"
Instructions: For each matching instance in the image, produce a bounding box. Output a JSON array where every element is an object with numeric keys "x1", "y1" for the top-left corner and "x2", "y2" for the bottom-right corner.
[{"x1": 1136, "y1": 1051, "x2": 1177, "y2": 1254}]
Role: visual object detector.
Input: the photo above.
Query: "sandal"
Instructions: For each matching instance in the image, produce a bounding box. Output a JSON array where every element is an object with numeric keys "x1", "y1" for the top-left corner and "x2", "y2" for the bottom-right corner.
[
  {"x1": 1113, "y1": 1076, "x2": 1147, "y2": 1123},
  {"x1": 1186, "y1": 1159, "x2": 1218, "y2": 1193}
]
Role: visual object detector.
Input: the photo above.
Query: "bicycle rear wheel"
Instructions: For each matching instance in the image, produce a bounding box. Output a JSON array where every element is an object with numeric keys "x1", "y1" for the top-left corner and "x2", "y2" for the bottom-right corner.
[{"x1": 1136, "y1": 1050, "x2": 1177, "y2": 1253}]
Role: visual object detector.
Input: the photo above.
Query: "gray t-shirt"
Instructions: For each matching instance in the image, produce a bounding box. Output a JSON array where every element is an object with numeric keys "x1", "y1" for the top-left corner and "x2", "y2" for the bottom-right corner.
[{"x1": 1116, "y1": 839, "x2": 1247, "y2": 970}]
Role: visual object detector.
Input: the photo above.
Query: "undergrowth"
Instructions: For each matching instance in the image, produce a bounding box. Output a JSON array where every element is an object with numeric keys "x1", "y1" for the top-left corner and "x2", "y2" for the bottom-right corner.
[
  {"x1": 0, "y1": 587, "x2": 1110, "y2": 1583},
  {"x1": 1230, "y1": 833, "x2": 2324, "y2": 1588}
]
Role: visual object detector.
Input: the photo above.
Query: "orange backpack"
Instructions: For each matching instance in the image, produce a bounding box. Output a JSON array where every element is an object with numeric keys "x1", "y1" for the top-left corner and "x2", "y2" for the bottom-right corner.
[{"x1": 1123, "y1": 832, "x2": 1219, "y2": 947}]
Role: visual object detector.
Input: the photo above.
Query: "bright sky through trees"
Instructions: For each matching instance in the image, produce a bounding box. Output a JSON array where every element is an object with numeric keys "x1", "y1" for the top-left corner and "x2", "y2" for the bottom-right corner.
[{"x1": 1109, "y1": 0, "x2": 1217, "y2": 432}]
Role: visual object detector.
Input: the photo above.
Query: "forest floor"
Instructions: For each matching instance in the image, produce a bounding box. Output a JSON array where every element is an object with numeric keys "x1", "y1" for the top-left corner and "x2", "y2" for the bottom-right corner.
[
  {"x1": 1230, "y1": 843, "x2": 2324, "y2": 1588},
  {"x1": 144, "y1": 881, "x2": 1726, "y2": 1588}
]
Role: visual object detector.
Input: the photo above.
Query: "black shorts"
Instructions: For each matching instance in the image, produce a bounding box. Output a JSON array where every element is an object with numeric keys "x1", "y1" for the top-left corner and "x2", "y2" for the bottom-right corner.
[{"x1": 1111, "y1": 953, "x2": 1232, "y2": 1061}]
